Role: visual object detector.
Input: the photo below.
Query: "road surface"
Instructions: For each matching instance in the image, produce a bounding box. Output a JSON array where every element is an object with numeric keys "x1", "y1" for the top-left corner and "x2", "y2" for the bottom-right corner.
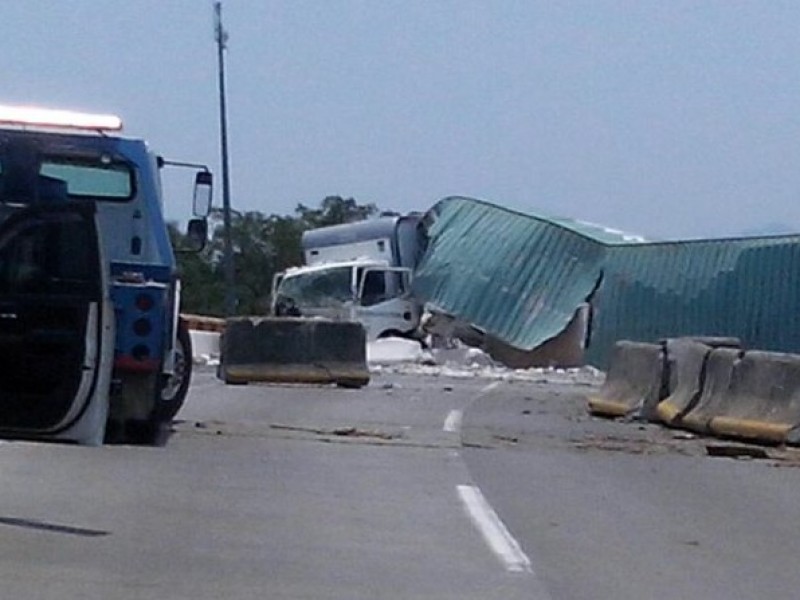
[{"x1": 0, "y1": 366, "x2": 798, "y2": 599}]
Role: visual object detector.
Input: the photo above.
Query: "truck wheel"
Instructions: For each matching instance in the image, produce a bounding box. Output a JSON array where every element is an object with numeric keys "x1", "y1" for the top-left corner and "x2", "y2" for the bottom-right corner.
[{"x1": 156, "y1": 320, "x2": 193, "y2": 421}]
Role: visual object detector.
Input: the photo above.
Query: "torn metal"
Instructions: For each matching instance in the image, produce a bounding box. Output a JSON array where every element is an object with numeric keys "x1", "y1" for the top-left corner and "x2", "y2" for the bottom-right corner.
[{"x1": 414, "y1": 197, "x2": 800, "y2": 369}]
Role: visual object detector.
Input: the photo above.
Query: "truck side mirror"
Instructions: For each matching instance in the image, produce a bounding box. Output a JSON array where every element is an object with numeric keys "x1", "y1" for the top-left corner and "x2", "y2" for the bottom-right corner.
[
  {"x1": 193, "y1": 171, "x2": 213, "y2": 217},
  {"x1": 186, "y1": 218, "x2": 208, "y2": 252}
]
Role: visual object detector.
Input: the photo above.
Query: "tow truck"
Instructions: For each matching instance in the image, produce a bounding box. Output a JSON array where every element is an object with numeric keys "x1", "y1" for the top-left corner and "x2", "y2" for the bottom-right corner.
[{"x1": 0, "y1": 104, "x2": 211, "y2": 444}]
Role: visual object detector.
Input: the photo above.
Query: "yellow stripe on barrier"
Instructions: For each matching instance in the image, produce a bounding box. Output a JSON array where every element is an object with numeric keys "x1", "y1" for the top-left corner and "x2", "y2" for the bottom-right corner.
[
  {"x1": 678, "y1": 413, "x2": 709, "y2": 434},
  {"x1": 224, "y1": 365, "x2": 369, "y2": 387},
  {"x1": 655, "y1": 400, "x2": 681, "y2": 425},
  {"x1": 709, "y1": 417, "x2": 790, "y2": 444},
  {"x1": 587, "y1": 397, "x2": 632, "y2": 418}
]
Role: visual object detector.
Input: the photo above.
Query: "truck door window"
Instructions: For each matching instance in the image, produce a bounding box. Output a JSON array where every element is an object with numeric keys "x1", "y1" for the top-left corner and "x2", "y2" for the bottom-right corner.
[
  {"x1": 361, "y1": 270, "x2": 386, "y2": 306},
  {"x1": 391, "y1": 270, "x2": 407, "y2": 295},
  {"x1": 0, "y1": 226, "x2": 45, "y2": 293},
  {"x1": 0, "y1": 214, "x2": 96, "y2": 294}
]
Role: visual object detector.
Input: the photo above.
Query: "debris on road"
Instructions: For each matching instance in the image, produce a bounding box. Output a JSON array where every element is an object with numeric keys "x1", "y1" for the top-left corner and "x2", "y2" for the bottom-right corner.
[
  {"x1": 369, "y1": 338, "x2": 605, "y2": 386},
  {"x1": 270, "y1": 423, "x2": 400, "y2": 441},
  {"x1": 705, "y1": 445, "x2": 771, "y2": 460}
]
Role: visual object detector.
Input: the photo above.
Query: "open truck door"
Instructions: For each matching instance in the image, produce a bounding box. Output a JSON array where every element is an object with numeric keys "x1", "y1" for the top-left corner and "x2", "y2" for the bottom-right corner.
[{"x1": 0, "y1": 203, "x2": 113, "y2": 445}]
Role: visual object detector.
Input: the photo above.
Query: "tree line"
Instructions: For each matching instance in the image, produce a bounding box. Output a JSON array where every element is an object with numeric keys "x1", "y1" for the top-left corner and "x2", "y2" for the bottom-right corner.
[{"x1": 170, "y1": 196, "x2": 382, "y2": 316}]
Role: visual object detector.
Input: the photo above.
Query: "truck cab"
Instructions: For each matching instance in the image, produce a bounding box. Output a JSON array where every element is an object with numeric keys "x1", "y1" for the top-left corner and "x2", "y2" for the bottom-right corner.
[
  {"x1": 0, "y1": 104, "x2": 211, "y2": 444},
  {"x1": 272, "y1": 214, "x2": 426, "y2": 340},
  {"x1": 273, "y1": 258, "x2": 418, "y2": 339}
]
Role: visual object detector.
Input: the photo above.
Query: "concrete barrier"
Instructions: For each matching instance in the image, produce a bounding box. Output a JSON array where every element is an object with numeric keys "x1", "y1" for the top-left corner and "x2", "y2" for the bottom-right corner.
[
  {"x1": 587, "y1": 341, "x2": 666, "y2": 419},
  {"x1": 219, "y1": 317, "x2": 370, "y2": 388},
  {"x1": 657, "y1": 336, "x2": 740, "y2": 349},
  {"x1": 656, "y1": 339, "x2": 714, "y2": 426},
  {"x1": 589, "y1": 338, "x2": 800, "y2": 446},
  {"x1": 679, "y1": 347, "x2": 743, "y2": 435},
  {"x1": 705, "y1": 351, "x2": 800, "y2": 444}
]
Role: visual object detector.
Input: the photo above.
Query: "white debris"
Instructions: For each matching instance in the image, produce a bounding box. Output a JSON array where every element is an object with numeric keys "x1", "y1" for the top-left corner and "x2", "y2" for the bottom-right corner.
[
  {"x1": 367, "y1": 337, "x2": 433, "y2": 365},
  {"x1": 189, "y1": 330, "x2": 221, "y2": 365},
  {"x1": 190, "y1": 330, "x2": 604, "y2": 385},
  {"x1": 194, "y1": 354, "x2": 220, "y2": 367},
  {"x1": 367, "y1": 337, "x2": 604, "y2": 385}
]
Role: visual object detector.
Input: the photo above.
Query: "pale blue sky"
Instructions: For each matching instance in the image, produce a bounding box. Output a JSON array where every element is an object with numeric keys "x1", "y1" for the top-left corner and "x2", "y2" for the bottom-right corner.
[{"x1": 5, "y1": 1, "x2": 800, "y2": 239}]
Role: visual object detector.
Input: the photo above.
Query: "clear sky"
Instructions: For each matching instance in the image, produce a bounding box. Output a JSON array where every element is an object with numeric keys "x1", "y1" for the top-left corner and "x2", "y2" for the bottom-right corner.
[{"x1": 4, "y1": 1, "x2": 800, "y2": 240}]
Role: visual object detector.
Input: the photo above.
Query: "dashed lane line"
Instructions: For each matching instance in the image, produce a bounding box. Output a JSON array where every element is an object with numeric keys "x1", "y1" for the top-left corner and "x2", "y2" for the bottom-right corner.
[
  {"x1": 444, "y1": 409, "x2": 463, "y2": 433},
  {"x1": 481, "y1": 381, "x2": 502, "y2": 393},
  {"x1": 457, "y1": 484, "x2": 533, "y2": 574}
]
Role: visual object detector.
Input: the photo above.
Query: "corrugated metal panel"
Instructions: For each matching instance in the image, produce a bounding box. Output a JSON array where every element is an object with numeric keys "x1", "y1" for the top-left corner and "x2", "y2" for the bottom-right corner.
[
  {"x1": 415, "y1": 196, "x2": 800, "y2": 369},
  {"x1": 546, "y1": 215, "x2": 650, "y2": 244},
  {"x1": 588, "y1": 235, "x2": 800, "y2": 366},
  {"x1": 413, "y1": 197, "x2": 605, "y2": 350}
]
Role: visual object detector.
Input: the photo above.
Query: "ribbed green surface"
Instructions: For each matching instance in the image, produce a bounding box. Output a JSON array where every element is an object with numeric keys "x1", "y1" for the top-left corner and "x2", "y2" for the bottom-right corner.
[
  {"x1": 414, "y1": 197, "x2": 800, "y2": 368},
  {"x1": 588, "y1": 236, "x2": 800, "y2": 366},
  {"x1": 414, "y1": 197, "x2": 605, "y2": 350}
]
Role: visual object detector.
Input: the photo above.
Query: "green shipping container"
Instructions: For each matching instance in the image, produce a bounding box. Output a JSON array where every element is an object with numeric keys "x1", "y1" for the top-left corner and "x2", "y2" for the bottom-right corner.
[{"x1": 413, "y1": 197, "x2": 800, "y2": 368}]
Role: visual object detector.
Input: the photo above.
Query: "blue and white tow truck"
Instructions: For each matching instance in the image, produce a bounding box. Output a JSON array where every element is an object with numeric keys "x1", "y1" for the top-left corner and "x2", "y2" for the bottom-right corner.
[{"x1": 0, "y1": 104, "x2": 211, "y2": 444}]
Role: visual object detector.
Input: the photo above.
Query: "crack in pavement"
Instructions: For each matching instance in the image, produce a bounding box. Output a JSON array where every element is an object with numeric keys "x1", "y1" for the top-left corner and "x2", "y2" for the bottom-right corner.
[{"x1": 0, "y1": 516, "x2": 109, "y2": 537}]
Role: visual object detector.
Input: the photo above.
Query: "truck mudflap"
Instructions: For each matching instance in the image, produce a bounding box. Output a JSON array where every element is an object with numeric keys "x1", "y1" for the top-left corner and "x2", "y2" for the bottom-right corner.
[{"x1": 218, "y1": 317, "x2": 369, "y2": 388}]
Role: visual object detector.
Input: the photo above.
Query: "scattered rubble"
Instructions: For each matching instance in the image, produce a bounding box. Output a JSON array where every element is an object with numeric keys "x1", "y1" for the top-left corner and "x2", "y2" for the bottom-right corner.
[
  {"x1": 368, "y1": 337, "x2": 605, "y2": 385},
  {"x1": 705, "y1": 445, "x2": 771, "y2": 460}
]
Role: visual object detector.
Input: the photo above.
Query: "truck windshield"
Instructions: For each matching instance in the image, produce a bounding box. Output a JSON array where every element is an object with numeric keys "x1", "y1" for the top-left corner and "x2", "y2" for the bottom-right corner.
[{"x1": 277, "y1": 266, "x2": 353, "y2": 307}]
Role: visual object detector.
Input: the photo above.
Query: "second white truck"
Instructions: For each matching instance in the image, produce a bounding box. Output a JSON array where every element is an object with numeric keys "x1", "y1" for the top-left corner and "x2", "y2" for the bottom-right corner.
[{"x1": 271, "y1": 214, "x2": 427, "y2": 340}]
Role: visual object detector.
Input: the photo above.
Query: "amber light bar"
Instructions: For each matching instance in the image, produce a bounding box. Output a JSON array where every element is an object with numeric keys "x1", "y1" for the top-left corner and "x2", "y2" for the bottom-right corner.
[{"x1": 0, "y1": 104, "x2": 123, "y2": 132}]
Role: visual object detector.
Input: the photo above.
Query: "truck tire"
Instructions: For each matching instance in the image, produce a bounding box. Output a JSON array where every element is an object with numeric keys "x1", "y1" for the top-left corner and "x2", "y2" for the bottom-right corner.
[{"x1": 156, "y1": 320, "x2": 193, "y2": 422}]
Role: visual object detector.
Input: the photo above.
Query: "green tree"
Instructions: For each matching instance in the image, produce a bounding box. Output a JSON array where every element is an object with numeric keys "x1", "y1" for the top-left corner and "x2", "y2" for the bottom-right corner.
[
  {"x1": 295, "y1": 195, "x2": 378, "y2": 229},
  {"x1": 169, "y1": 223, "x2": 226, "y2": 316},
  {"x1": 204, "y1": 209, "x2": 274, "y2": 315}
]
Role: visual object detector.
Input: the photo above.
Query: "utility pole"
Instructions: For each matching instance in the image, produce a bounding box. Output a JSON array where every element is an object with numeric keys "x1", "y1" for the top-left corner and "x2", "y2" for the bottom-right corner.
[{"x1": 214, "y1": 1, "x2": 236, "y2": 316}]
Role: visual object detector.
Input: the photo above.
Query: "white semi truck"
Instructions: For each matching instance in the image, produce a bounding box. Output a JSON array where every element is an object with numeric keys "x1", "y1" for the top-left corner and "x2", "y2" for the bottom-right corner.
[{"x1": 271, "y1": 214, "x2": 427, "y2": 340}]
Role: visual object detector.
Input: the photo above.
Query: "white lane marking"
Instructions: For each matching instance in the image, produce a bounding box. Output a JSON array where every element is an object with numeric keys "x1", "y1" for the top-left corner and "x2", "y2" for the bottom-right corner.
[
  {"x1": 481, "y1": 381, "x2": 501, "y2": 393},
  {"x1": 443, "y1": 409, "x2": 463, "y2": 433},
  {"x1": 457, "y1": 484, "x2": 533, "y2": 574}
]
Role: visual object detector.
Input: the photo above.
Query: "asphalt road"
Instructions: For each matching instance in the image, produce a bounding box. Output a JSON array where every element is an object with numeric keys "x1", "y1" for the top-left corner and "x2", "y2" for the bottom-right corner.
[
  {"x1": 1, "y1": 367, "x2": 799, "y2": 599},
  {"x1": 460, "y1": 382, "x2": 800, "y2": 600}
]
